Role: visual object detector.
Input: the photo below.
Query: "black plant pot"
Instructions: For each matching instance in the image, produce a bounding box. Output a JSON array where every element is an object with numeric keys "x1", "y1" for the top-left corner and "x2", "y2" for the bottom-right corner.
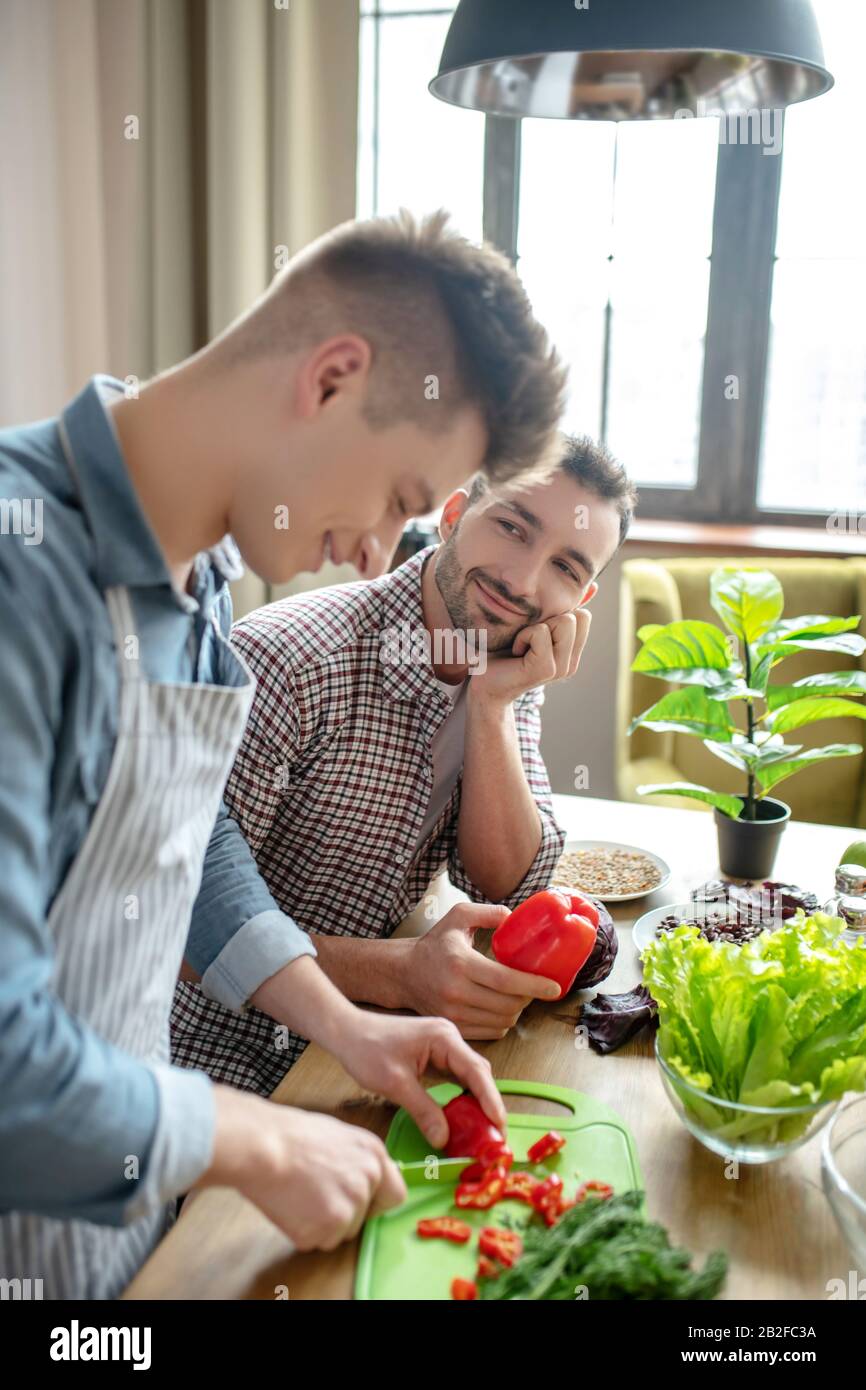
[{"x1": 714, "y1": 798, "x2": 791, "y2": 880}]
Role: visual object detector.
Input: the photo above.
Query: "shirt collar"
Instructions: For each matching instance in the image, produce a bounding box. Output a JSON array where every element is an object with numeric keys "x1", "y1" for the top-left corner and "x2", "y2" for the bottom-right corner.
[
  {"x1": 59, "y1": 374, "x2": 243, "y2": 601},
  {"x1": 59, "y1": 375, "x2": 174, "y2": 590},
  {"x1": 378, "y1": 546, "x2": 461, "y2": 707}
]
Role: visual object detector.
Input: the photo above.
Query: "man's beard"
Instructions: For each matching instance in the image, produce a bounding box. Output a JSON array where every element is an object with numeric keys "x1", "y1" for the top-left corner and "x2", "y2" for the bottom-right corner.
[{"x1": 434, "y1": 532, "x2": 540, "y2": 655}]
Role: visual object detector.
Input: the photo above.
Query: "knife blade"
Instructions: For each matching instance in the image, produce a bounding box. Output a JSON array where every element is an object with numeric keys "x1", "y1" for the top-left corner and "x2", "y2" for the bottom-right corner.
[{"x1": 398, "y1": 1158, "x2": 538, "y2": 1187}]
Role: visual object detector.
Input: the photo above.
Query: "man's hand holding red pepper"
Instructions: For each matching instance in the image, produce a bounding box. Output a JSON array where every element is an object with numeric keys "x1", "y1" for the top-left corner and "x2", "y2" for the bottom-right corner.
[{"x1": 397, "y1": 903, "x2": 562, "y2": 1040}]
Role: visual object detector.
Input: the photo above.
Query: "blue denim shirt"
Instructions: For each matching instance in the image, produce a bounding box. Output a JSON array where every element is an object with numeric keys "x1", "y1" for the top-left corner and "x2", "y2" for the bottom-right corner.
[{"x1": 0, "y1": 376, "x2": 315, "y2": 1227}]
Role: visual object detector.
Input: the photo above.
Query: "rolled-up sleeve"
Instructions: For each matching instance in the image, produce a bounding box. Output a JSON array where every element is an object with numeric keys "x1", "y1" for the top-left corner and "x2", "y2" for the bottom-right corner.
[
  {"x1": 445, "y1": 686, "x2": 566, "y2": 909},
  {"x1": 0, "y1": 562, "x2": 215, "y2": 1226},
  {"x1": 185, "y1": 805, "x2": 316, "y2": 1011}
]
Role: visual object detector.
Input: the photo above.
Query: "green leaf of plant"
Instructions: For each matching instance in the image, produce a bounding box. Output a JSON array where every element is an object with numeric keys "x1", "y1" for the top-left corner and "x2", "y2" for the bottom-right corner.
[
  {"x1": 629, "y1": 687, "x2": 735, "y2": 740},
  {"x1": 704, "y1": 735, "x2": 801, "y2": 775},
  {"x1": 704, "y1": 740, "x2": 750, "y2": 773},
  {"x1": 709, "y1": 568, "x2": 784, "y2": 644},
  {"x1": 763, "y1": 614, "x2": 862, "y2": 640},
  {"x1": 748, "y1": 651, "x2": 774, "y2": 697},
  {"x1": 765, "y1": 671, "x2": 866, "y2": 711},
  {"x1": 766, "y1": 697, "x2": 866, "y2": 736},
  {"x1": 757, "y1": 632, "x2": 866, "y2": 665},
  {"x1": 755, "y1": 743, "x2": 863, "y2": 793},
  {"x1": 635, "y1": 782, "x2": 744, "y2": 818},
  {"x1": 636, "y1": 623, "x2": 663, "y2": 642},
  {"x1": 631, "y1": 621, "x2": 744, "y2": 693}
]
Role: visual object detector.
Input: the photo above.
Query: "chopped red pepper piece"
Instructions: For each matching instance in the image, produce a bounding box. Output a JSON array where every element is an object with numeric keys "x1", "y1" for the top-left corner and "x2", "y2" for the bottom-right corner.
[
  {"x1": 532, "y1": 1173, "x2": 567, "y2": 1225},
  {"x1": 454, "y1": 1165, "x2": 508, "y2": 1210},
  {"x1": 415, "y1": 1217, "x2": 472, "y2": 1244},
  {"x1": 576, "y1": 1180, "x2": 614, "y2": 1203},
  {"x1": 502, "y1": 1170, "x2": 543, "y2": 1205},
  {"x1": 478, "y1": 1139, "x2": 514, "y2": 1169},
  {"x1": 479, "y1": 1226, "x2": 524, "y2": 1269},
  {"x1": 530, "y1": 1173, "x2": 563, "y2": 1209},
  {"x1": 460, "y1": 1143, "x2": 513, "y2": 1185},
  {"x1": 451, "y1": 1277, "x2": 477, "y2": 1300},
  {"x1": 476, "y1": 1254, "x2": 501, "y2": 1281},
  {"x1": 527, "y1": 1131, "x2": 566, "y2": 1164}
]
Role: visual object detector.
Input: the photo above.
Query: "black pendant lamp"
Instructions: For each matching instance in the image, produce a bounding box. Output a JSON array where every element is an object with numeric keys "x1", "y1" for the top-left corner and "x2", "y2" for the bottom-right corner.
[{"x1": 429, "y1": 0, "x2": 833, "y2": 121}]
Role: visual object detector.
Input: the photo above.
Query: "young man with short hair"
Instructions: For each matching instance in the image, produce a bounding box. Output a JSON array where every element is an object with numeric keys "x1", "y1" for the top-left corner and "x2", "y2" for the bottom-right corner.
[
  {"x1": 172, "y1": 436, "x2": 637, "y2": 1095},
  {"x1": 0, "y1": 210, "x2": 567, "y2": 1296}
]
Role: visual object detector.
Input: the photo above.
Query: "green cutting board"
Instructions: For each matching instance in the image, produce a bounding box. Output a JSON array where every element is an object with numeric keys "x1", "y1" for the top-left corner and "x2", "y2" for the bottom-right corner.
[{"x1": 355, "y1": 1079, "x2": 643, "y2": 1301}]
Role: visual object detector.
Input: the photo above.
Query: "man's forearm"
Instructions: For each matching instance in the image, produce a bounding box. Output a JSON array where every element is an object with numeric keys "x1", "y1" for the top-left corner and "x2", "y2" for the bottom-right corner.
[
  {"x1": 457, "y1": 692, "x2": 542, "y2": 900},
  {"x1": 249, "y1": 954, "x2": 361, "y2": 1055},
  {"x1": 307, "y1": 933, "x2": 415, "y2": 1010},
  {"x1": 248, "y1": 949, "x2": 413, "y2": 1051}
]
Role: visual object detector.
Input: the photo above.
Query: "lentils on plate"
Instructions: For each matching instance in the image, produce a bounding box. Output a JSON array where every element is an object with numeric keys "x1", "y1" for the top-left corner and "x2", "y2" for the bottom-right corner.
[{"x1": 552, "y1": 848, "x2": 662, "y2": 898}]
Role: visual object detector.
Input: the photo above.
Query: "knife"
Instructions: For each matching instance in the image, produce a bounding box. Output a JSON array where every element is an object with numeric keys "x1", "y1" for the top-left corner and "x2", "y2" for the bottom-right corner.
[{"x1": 398, "y1": 1157, "x2": 539, "y2": 1187}]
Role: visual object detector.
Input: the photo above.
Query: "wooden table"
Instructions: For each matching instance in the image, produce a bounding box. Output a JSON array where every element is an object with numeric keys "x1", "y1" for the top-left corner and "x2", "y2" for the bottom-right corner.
[{"x1": 124, "y1": 795, "x2": 858, "y2": 1301}]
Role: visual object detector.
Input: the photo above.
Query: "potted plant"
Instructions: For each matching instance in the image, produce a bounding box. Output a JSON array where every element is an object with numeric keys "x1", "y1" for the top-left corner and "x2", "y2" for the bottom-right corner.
[{"x1": 629, "y1": 567, "x2": 866, "y2": 879}]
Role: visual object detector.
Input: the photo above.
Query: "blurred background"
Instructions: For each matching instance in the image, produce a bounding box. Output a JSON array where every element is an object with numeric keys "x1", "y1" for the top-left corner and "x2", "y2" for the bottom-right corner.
[{"x1": 1, "y1": 0, "x2": 864, "y2": 817}]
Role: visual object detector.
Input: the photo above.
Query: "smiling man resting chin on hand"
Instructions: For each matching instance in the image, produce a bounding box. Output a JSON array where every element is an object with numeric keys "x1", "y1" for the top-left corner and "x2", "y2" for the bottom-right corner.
[{"x1": 171, "y1": 435, "x2": 637, "y2": 1096}]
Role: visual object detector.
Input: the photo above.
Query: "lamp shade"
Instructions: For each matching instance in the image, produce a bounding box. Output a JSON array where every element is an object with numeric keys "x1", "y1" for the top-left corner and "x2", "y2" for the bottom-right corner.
[{"x1": 429, "y1": 0, "x2": 833, "y2": 120}]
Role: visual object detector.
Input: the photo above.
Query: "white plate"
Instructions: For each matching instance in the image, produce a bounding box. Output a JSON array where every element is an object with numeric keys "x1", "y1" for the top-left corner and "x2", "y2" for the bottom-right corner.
[
  {"x1": 551, "y1": 839, "x2": 671, "y2": 904},
  {"x1": 632, "y1": 900, "x2": 742, "y2": 954}
]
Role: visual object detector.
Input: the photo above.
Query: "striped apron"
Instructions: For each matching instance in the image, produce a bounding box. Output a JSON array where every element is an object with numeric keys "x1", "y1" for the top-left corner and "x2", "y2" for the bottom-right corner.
[{"x1": 0, "y1": 583, "x2": 254, "y2": 1299}]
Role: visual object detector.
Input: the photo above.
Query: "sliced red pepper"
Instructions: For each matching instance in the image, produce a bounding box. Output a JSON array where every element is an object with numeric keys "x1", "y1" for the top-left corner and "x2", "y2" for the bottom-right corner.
[
  {"x1": 477, "y1": 1139, "x2": 514, "y2": 1170},
  {"x1": 502, "y1": 1170, "x2": 543, "y2": 1205},
  {"x1": 460, "y1": 1144, "x2": 513, "y2": 1185},
  {"x1": 576, "y1": 1180, "x2": 614, "y2": 1204},
  {"x1": 415, "y1": 1217, "x2": 472, "y2": 1244},
  {"x1": 451, "y1": 1277, "x2": 477, "y2": 1300},
  {"x1": 455, "y1": 1164, "x2": 508, "y2": 1210},
  {"x1": 527, "y1": 1131, "x2": 566, "y2": 1164},
  {"x1": 476, "y1": 1254, "x2": 501, "y2": 1281},
  {"x1": 479, "y1": 1226, "x2": 524, "y2": 1269},
  {"x1": 530, "y1": 1173, "x2": 563, "y2": 1212}
]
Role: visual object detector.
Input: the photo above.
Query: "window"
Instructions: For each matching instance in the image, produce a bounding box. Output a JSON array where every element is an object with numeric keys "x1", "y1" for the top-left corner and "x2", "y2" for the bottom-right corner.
[
  {"x1": 359, "y1": 0, "x2": 865, "y2": 524},
  {"x1": 759, "y1": 0, "x2": 866, "y2": 513},
  {"x1": 358, "y1": 3, "x2": 483, "y2": 239},
  {"x1": 519, "y1": 117, "x2": 718, "y2": 488}
]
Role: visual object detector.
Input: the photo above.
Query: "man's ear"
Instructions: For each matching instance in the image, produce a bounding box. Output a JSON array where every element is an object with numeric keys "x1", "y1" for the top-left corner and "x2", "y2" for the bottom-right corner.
[
  {"x1": 438, "y1": 488, "x2": 470, "y2": 542},
  {"x1": 577, "y1": 580, "x2": 598, "y2": 607},
  {"x1": 294, "y1": 334, "x2": 372, "y2": 418}
]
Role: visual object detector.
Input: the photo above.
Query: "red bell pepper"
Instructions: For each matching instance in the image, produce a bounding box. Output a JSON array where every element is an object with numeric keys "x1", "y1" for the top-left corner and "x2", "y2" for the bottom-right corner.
[
  {"x1": 476, "y1": 1255, "x2": 501, "y2": 1281},
  {"x1": 451, "y1": 1277, "x2": 477, "y2": 1300},
  {"x1": 442, "y1": 1093, "x2": 506, "y2": 1161},
  {"x1": 415, "y1": 1217, "x2": 472, "y2": 1244},
  {"x1": 527, "y1": 1130, "x2": 566, "y2": 1164},
  {"x1": 479, "y1": 1227, "x2": 523, "y2": 1269},
  {"x1": 491, "y1": 889, "x2": 599, "y2": 996}
]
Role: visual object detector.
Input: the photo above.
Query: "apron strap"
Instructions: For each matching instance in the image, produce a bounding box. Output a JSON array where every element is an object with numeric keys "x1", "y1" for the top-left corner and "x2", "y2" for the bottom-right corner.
[{"x1": 104, "y1": 586, "x2": 143, "y2": 684}]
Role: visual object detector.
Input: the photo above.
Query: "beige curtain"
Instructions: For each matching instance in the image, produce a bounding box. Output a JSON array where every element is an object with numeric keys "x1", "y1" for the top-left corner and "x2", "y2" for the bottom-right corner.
[{"x1": 0, "y1": 0, "x2": 360, "y2": 614}]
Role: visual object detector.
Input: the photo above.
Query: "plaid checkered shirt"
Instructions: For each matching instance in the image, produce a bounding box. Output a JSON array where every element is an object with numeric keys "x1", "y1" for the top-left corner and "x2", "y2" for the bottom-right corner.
[{"x1": 170, "y1": 547, "x2": 566, "y2": 1095}]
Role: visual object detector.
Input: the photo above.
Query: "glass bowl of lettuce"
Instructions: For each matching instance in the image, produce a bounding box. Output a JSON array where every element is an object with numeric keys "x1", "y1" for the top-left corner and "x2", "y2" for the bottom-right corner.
[{"x1": 645, "y1": 912, "x2": 866, "y2": 1164}]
